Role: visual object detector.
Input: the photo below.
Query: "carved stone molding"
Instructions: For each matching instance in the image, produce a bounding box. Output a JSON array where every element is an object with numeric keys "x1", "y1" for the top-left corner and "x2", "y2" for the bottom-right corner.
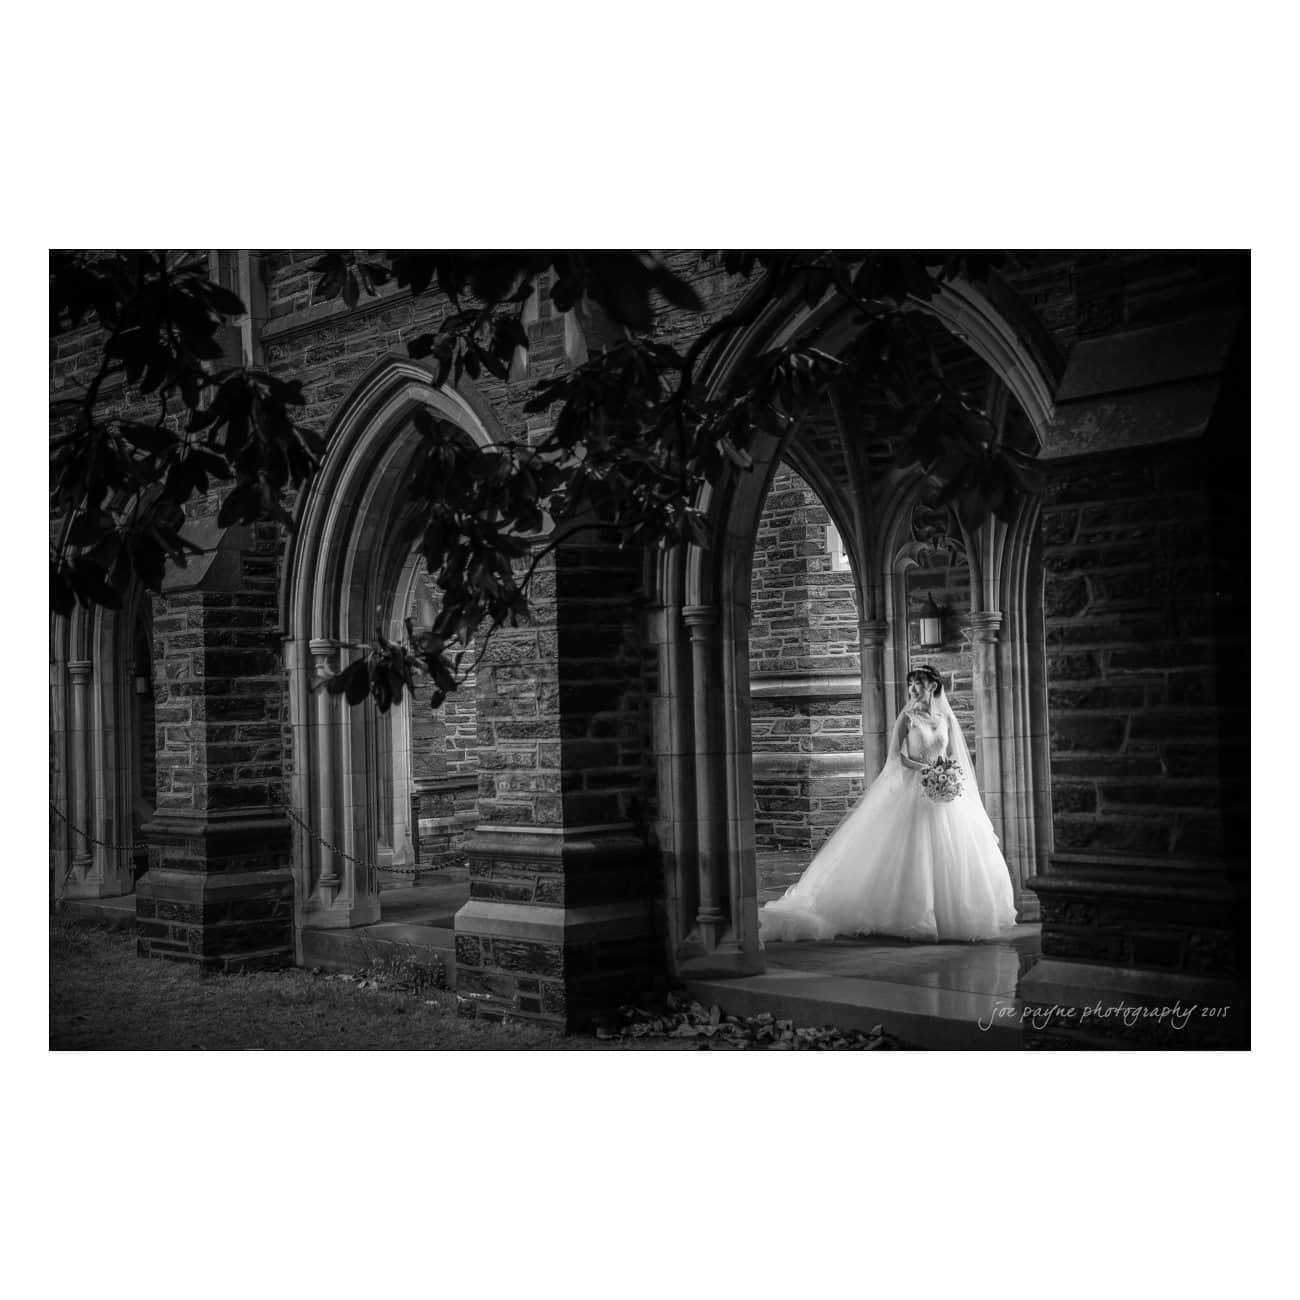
[
  {"x1": 682, "y1": 604, "x2": 718, "y2": 633},
  {"x1": 858, "y1": 618, "x2": 888, "y2": 648}
]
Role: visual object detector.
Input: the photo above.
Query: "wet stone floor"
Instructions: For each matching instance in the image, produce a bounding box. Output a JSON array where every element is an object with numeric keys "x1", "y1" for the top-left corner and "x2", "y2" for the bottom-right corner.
[{"x1": 376, "y1": 855, "x2": 1040, "y2": 1022}]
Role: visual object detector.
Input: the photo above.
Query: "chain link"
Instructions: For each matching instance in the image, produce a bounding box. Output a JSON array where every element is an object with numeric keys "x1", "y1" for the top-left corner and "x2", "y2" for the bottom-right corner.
[
  {"x1": 265, "y1": 785, "x2": 423, "y2": 878},
  {"x1": 49, "y1": 801, "x2": 137, "y2": 855},
  {"x1": 51, "y1": 793, "x2": 424, "y2": 881},
  {"x1": 271, "y1": 788, "x2": 375, "y2": 871},
  {"x1": 49, "y1": 801, "x2": 140, "y2": 889}
]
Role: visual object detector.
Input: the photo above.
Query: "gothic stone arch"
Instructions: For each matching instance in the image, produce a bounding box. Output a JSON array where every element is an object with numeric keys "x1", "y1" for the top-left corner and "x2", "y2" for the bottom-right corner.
[
  {"x1": 281, "y1": 356, "x2": 500, "y2": 933},
  {"x1": 648, "y1": 277, "x2": 1057, "y2": 976},
  {"x1": 50, "y1": 586, "x2": 154, "y2": 903}
]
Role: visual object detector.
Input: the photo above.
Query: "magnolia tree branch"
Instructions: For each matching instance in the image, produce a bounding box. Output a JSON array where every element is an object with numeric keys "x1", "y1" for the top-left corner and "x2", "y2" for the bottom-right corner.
[{"x1": 52, "y1": 249, "x2": 1039, "y2": 716}]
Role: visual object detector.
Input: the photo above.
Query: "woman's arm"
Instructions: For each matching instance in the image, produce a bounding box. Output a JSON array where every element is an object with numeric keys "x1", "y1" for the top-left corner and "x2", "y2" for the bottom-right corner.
[{"x1": 891, "y1": 710, "x2": 927, "y2": 772}]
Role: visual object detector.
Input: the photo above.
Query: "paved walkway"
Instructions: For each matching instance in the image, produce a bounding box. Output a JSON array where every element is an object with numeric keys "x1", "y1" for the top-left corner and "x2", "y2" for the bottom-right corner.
[
  {"x1": 686, "y1": 926, "x2": 1040, "y2": 1050},
  {"x1": 367, "y1": 859, "x2": 1041, "y2": 1048}
]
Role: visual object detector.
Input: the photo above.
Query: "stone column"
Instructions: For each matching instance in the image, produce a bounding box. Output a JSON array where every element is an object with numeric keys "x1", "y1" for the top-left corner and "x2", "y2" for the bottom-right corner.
[
  {"x1": 67, "y1": 660, "x2": 94, "y2": 880},
  {"x1": 308, "y1": 639, "x2": 341, "y2": 895},
  {"x1": 683, "y1": 605, "x2": 726, "y2": 949},
  {"x1": 66, "y1": 660, "x2": 94, "y2": 873},
  {"x1": 454, "y1": 536, "x2": 658, "y2": 1028},
  {"x1": 135, "y1": 522, "x2": 294, "y2": 971},
  {"x1": 969, "y1": 610, "x2": 1005, "y2": 838},
  {"x1": 858, "y1": 619, "x2": 890, "y2": 781}
]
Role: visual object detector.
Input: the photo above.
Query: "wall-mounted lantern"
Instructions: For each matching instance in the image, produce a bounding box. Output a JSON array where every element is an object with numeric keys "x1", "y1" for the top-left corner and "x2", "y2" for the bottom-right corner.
[{"x1": 918, "y1": 594, "x2": 944, "y2": 649}]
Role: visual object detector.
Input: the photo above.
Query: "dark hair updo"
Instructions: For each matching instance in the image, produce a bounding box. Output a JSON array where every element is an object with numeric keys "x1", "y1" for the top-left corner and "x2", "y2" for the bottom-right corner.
[{"x1": 906, "y1": 665, "x2": 945, "y2": 694}]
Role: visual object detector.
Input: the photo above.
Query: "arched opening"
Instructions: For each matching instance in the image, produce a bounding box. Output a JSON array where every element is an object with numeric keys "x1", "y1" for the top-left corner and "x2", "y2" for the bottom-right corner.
[
  {"x1": 650, "y1": 275, "x2": 1056, "y2": 1005},
  {"x1": 50, "y1": 585, "x2": 156, "y2": 912},
  {"x1": 748, "y1": 462, "x2": 865, "y2": 899},
  {"x1": 281, "y1": 356, "x2": 499, "y2": 937},
  {"x1": 367, "y1": 545, "x2": 480, "y2": 931}
]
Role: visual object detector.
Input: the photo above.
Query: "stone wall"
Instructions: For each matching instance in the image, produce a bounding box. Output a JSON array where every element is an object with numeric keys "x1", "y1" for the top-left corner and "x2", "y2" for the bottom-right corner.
[
  {"x1": 136, "y1": 513, "x2": 295, "y2": 969},
  {"x1": 749, "y1": 466, "x2": 863, "y2": 851},
  {"x1": 455, "y1": 539, "x2": 659, "y2": 1027},
  {"x1": 149, "y1": 520, "x2": 286, "y2": 819},
  {"x1": 406, "y1": 565, "x2": 478, "y2": 867},
  {"x1": 1040, "y1": 439, "x2": 1247, "y2": 863}
]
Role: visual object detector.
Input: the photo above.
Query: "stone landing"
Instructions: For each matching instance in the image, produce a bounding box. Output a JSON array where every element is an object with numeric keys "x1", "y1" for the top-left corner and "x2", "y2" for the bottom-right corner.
[{"x1": 686, "y1": 927, "x2": 1042, "y2": 1050}]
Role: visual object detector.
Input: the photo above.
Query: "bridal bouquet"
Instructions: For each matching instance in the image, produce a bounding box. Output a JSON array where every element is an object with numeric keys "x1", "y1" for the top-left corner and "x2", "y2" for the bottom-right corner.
[{"x1": 920, "y1": 756, "x2": 964, "y2": 803}]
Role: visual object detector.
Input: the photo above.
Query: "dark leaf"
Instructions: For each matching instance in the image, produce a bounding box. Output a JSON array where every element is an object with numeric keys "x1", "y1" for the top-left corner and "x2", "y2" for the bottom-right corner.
[{"x1": 117, "y1": 422, "x2": 176, "y2": 455}]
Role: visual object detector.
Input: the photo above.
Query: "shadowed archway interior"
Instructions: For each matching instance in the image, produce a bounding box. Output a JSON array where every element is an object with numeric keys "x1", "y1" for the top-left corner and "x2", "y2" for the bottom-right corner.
[
  {"x1": 281, "y1": 357, "x2": 499, "y2": 933},
  {"x1": 648, "y1": 278, "x2": 1055, "y2": 977}
]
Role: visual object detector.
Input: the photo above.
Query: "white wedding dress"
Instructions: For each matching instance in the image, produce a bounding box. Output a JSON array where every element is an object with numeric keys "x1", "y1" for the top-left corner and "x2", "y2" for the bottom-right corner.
[{"x1": 758, "y1": 701, "x2": 1018, "y2": 944}]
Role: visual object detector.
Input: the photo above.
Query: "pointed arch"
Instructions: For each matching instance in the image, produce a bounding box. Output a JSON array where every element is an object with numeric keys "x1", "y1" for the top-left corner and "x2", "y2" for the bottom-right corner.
[
  {"x1": 50, "y1": 583, "x2": 154, "y2": 902},
  {"x1": 280, "y1": 356, "x2": 499, "y2": 929},
  {"x1": 646, "y1": 271, "x2": 1059, "y2": 969}
]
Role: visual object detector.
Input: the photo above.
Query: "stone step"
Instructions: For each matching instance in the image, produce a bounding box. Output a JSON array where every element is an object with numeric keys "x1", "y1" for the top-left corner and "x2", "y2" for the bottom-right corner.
[
  {"x1": 300, "y1": 922, "x2": 457, "y2": 989},
  {"x1": 57, "y1": 895, "x2": 137, "y2": 931},
  {"x1": 682, "y1": 969, "x2": 1026, "y2": 1050}
]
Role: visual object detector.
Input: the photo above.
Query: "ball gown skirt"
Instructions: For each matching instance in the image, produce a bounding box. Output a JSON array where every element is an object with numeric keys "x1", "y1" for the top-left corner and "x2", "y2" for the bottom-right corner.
[{"x1": 757, "y1": 761, "x2": 1019, "y2": 944}]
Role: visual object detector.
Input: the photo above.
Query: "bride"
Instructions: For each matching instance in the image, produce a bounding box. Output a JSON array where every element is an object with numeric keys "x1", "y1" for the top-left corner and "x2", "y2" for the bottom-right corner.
[{"x1": 758, "y1": 664, "x2": 1018, "y2": 944}]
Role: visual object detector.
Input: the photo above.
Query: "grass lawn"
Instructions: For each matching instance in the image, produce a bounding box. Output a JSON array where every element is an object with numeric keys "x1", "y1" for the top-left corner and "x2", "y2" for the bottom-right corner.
[{"x1": 49, "y1": 920, "x2": 683, "y2": 1051}]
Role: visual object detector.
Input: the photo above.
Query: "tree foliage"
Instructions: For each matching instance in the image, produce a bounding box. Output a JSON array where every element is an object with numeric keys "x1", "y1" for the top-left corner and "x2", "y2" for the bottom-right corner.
[{"x1": 49, "y1": 249, "x2": 1041, "y2": 711}]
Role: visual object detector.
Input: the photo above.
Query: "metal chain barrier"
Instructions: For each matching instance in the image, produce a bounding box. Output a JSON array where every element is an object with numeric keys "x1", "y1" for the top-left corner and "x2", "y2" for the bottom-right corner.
[
  {"x1": 49, "y1": 801, "x2": 139, "y2": 888},
  {"x1": 52, "y1": 793, "x2": 424, "y2": 881},
  {"x1": 49, "y1": 801, "x2": 137, "y2": 855},
  {"x1": 269, "y1": 787, "x2": 422, "y2": 876}
]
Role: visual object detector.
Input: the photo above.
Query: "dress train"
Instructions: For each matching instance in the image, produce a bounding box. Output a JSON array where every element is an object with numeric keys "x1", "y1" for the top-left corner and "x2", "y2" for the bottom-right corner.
[{"x1": 758, "y1": 713, "x2": 1018, "y2": 944}]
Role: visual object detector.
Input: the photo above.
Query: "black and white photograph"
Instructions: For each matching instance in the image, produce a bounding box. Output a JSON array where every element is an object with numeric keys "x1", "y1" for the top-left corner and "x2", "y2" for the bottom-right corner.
[{"x1": 47, "y1": 248, "x2": 1249, "y2": 1052}]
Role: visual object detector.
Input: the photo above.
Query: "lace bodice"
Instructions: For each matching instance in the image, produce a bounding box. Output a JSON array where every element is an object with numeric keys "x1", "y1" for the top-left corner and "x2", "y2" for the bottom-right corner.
[{"x1": 903, "y1": 707, "x2": 949, "y2": 763}]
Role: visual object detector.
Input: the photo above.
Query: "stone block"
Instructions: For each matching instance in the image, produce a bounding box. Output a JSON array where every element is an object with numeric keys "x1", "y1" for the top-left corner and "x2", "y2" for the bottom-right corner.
[
  {"x1": 1128, "y1": 710, "x2": 1219, "y2": 742},
  {"x1": 1051, "y1": 818, "x2": 1171, "y2": 855},
  {"x1": 1043, "y1": 577, "x2": 1090, "y2": 619},
  {"x1": 1046, "y1": 652, "x2": 1100, "y2": 680},
  {"x1": 1049, "y1": 683, "x2": 1144, "y2": 711},
  {"x1": 1049, "y1": 717, "x2": 1126, "y2": 752},
  {"x1": 1051, "y1": 782, "x2": 1098, "y2": 813},
  {"x1": 488, "y1": 938, "x2": 565, "y2": 978}
]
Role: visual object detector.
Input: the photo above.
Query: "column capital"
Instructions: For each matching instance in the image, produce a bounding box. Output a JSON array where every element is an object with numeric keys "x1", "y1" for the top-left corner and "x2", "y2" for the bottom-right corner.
[
  {"x1": 68, "y1": 660, "x2": 93, "y2": 682},
  {"x1": 308, "y1": 637, "x2": 338, "y2": 665},
  {"x1": 969, "y1": 610, "x2": 1004, "y2": 642},
  {"x1": 857, "y1": 618, "x2": 888, "y2": 647},
  {"x1": 682, "y1": 604, "x2": 718, "y2": 633}
]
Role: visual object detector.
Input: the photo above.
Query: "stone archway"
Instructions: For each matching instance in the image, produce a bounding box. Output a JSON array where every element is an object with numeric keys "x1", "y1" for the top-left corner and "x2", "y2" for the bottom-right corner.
[
  {"x1": 649, "y1": 276, "x2": 1059, "y2": 977},
  {"x1": 280, "y1": 356, "x2": 500, "y2": 935}
]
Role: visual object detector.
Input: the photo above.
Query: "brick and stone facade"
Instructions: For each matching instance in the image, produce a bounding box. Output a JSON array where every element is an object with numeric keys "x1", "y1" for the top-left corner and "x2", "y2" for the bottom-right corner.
[
  {"x1": 749, "y1": 467, "x2": 864, "y2": 857},
  {"x1": 407, "y1": 564, "x2": 478, "y2": 869},
  {"x1": 136, "y1": 518, "x2": 295, "y2": 970},
  {"x1": 1016, "y1": 257, "x2": 1248, "y2": 1046},
  {"x1": 50, "y1": 250, "x2": 1250, "y2": 1046}
]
